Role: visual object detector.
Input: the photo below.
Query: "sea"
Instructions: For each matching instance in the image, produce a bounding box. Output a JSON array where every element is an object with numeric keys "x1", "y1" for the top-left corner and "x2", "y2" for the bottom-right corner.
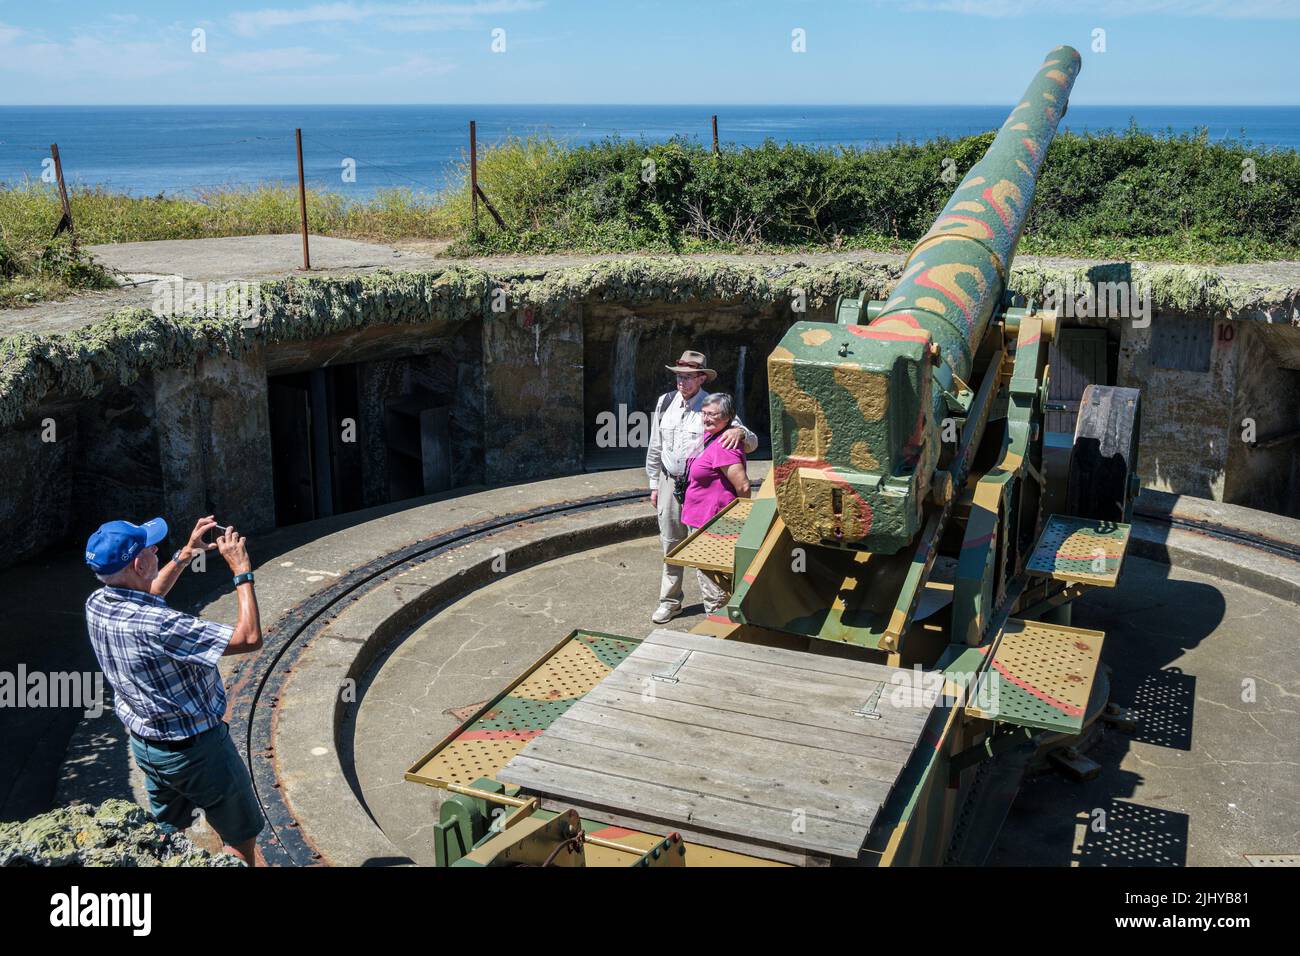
[{"x1": 2, "y1": 104, "x2": 1297, "y2": 200}]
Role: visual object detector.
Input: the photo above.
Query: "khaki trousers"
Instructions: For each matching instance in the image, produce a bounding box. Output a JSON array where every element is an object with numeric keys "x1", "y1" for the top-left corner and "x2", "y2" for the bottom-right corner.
[{"x1": 657, "y1": 474, "x2": 729, "y2": 614}]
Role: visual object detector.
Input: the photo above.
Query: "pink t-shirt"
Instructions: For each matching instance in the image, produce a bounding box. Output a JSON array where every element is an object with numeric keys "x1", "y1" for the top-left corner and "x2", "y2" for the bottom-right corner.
[{"x1": 681, "y1": 440, "x2": 746, "y2": 528}]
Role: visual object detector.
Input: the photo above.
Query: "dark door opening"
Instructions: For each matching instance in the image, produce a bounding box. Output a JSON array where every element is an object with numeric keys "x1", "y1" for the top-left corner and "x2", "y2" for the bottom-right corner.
[
  {"x1": 384, "y1": 389, "x2": 451, "y2": 502},
  {"x1": 268, "y1": 365, "x2": 364, "y2": 526}
]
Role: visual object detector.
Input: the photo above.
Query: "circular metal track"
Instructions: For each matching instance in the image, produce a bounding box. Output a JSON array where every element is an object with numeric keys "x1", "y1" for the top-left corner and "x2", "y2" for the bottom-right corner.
[
  {"x1": 225, "y1": 489, "x2": 646, "y2": 866},
  {"x1": 1133, "y1": 505, "x2": 1300, "y2": 563}
]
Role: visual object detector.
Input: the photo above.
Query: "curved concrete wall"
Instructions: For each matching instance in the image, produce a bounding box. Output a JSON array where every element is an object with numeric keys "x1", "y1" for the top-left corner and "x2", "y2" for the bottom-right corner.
[{"x1": 2, "y1": 256, "x2": 1298, "y2": 568}]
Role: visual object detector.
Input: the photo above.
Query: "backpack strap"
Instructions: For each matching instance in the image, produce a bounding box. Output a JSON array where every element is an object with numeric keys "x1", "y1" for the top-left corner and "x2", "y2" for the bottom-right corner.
[{"x1": 656, "y1": 392, "x2": 673, "y2": 426}]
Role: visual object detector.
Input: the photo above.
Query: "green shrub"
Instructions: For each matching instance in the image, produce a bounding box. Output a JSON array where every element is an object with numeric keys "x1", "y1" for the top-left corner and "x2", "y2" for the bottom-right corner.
[
  {"x1": 2, "y1": 126, "x2": 1297, "y2": 306},
  {"x1": 451, "y1": 127, "x2": 1299, "y2": 262}
]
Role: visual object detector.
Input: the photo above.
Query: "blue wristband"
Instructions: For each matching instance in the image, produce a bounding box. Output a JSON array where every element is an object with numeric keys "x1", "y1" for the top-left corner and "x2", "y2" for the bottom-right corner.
[{"x1": 232, "y1": 571, "x2": 255, "y2": 587}]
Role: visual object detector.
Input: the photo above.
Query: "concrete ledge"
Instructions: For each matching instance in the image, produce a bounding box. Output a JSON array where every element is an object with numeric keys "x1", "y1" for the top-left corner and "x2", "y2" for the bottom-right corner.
[{"x1": 1132, "y1": 490, "x2": 1300, "y2": 604}]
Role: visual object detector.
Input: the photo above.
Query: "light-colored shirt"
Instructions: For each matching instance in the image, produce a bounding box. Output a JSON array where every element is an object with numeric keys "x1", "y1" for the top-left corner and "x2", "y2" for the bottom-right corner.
[
  {"x1": 646, "y1": 389, "x2": 757, "y2": 490},
  {"x1": 85, "y1": 586, "x2": 234, "y2": 741}
]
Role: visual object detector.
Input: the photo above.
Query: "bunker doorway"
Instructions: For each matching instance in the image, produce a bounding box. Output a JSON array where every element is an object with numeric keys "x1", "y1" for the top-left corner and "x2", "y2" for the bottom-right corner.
[{"x1": 268, "y1": 366, "x2": 364, "y2": 526}]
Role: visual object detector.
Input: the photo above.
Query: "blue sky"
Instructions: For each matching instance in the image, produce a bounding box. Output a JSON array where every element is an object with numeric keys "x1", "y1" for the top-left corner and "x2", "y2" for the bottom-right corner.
[{"x1": 1, "y1": 1, "x2": 1296, "y2": 105}]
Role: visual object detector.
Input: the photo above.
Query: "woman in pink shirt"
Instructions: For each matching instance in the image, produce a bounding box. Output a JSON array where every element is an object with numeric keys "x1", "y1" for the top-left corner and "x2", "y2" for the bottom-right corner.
[{"x1": 680, "y1": 395, "x2": 751, "y2": 615}]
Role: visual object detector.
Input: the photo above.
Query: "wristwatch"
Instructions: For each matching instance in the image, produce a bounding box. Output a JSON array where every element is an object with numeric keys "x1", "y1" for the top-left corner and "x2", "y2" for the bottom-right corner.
[
  {"x1": 232, "y1": 571, "x2": 255, "y2": 587},
  {"x1": 172, "y1": 548, "x2": 190, "y2": 566}
]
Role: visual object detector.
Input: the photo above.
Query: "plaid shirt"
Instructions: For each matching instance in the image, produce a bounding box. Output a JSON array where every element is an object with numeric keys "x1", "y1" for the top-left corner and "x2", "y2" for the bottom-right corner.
[{"x1": 85, "y1": 586, "x2": 234, "y2": 741}]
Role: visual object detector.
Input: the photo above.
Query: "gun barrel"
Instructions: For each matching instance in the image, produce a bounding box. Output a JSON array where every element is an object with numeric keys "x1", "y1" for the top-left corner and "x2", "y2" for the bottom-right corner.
[
  {"x1": 875, "y1": 45, "x2": 1082, "y2": 387},
  {"x1": 767, "y1": 47, "x2": 1081, "y2": 554}
]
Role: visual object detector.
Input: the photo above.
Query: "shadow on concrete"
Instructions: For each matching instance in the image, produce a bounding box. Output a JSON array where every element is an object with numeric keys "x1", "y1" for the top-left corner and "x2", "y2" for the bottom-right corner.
[
  {"x1": 1075, "y1": 800, "x2": 1190, "y2": 867},
  {"x1": 0, "y1": 550, "x2": 125, "y2": 822},
  {"x1": 990, "y1": 541, "x2": 1225, "y2": 866}
]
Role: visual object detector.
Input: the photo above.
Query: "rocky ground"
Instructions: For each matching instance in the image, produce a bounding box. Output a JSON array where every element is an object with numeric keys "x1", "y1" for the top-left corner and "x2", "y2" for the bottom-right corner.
[{"x1": 0, "y1": 799, "x2": 241, "y2": 867}]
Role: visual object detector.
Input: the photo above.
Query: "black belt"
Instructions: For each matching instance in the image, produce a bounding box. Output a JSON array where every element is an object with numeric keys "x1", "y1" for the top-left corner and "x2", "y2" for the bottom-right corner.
[{"x1": 131, "y1": 723, "x2": 218, "y2": 751}]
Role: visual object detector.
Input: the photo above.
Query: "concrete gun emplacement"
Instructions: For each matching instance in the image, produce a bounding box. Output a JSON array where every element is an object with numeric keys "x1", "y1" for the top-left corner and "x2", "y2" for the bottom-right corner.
[{"x1": 408, "y1": 47, "x2": 1146, "y2": 867}]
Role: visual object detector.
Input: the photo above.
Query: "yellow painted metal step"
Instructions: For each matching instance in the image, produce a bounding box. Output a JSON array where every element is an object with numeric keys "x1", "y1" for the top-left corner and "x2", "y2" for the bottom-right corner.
[
  {"x1": 664, "y1": 497, "x2": 753, "y2": 583},
  {"x1": 965, "y1": 617, "x2": 1105, "y2": 735},
  {"x1": 405, "y1": 630, "x2": 640, "y2": 789},
  {"x1": 1025, "y1": 514, "x2": 1130, "y2": 588}
]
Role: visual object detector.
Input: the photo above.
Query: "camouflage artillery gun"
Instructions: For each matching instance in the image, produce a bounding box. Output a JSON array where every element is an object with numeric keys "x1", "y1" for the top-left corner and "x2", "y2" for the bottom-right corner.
[{"x1": 405, "y1": 45, "x2": 1142, "y2": 866}]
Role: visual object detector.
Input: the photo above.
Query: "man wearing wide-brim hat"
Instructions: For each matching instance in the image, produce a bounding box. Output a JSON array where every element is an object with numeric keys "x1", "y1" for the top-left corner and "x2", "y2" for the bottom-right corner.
[{"x1": 646, "y1": 350, "x2": 757, "y2": 624}]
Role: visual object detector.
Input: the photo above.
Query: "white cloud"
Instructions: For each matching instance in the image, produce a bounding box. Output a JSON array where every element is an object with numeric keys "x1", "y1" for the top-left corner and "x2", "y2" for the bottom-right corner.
[
  {"x1": 231, "y1": 1, "x2": 544, "y2": 37},
  {"x1": 900, "y1": 0, "x2": 1300, "y2": 16},
  {"x1": 0, "y1": 22, "x2": 191, "y2": 81}
]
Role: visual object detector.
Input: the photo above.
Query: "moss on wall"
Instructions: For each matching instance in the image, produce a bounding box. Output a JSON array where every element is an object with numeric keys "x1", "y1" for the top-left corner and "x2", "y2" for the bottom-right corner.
[
  {"x1": 0, "y1": 799, "x2": 243, "y2": 866},
  {"x1": 2, "y1": 258, "x2": 1294, "y2": 429}
]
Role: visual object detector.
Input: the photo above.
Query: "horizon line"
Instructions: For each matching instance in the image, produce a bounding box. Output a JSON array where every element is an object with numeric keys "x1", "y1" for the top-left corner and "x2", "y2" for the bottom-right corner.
[{"x1": 3, "y1": 102, "x2": 1299, "y2": 109}]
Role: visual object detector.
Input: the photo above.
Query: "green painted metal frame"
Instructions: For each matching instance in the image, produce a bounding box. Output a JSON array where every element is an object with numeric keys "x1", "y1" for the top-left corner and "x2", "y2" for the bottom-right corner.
[{"x1": 952, "y1": 318, "x2": 1046, "y2": 646}]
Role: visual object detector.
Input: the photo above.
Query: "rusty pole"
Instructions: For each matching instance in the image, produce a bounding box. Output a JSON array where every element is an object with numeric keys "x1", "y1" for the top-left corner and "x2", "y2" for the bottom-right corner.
[
  {"x1": 295, "y1": 128, "x2": 311, "y2": 270},
  {"x1": 469, "y1": 120, "x2": 479, "y2": 233},
  {"x1": 711, "y1": 115, "x2": 719, "y2": 155},
  {"x1": 49, "y1": 143, "x2": 75, "y2": 246}
]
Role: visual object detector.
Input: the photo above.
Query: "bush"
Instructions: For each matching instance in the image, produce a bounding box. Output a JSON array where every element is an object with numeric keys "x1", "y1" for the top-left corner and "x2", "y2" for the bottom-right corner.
[
  {"x1": 2, "y1": 126, "x2": 1296, "y2": 307},
  {"x1": 448, "y1": 127, "x2": 1300, "y2": 262}
]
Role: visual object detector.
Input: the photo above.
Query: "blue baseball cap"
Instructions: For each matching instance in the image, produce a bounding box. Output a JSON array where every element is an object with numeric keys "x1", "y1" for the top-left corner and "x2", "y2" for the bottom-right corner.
[{"x1": 85, "y1": 518, "x2": 169, "y2": 574}]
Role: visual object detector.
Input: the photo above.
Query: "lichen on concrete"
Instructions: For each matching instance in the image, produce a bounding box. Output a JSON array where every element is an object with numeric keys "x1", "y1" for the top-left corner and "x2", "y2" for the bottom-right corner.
[
  {"x1": 0, "y1": 799, "x2": 243, "y2": 867},
  {"x1": 1, "y1": 256, "x2": 1295, "y2": 429}
]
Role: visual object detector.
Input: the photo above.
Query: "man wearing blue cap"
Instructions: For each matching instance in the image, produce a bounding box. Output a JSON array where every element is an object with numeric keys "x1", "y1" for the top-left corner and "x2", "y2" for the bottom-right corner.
[{"x1": 84, "y1": 514, "x2": 265, "y2": 866}]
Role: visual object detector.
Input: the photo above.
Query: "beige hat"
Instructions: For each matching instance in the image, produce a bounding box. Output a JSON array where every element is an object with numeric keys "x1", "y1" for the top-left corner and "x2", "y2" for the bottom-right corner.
[{"x1": 665, "y1": 349, "x2": 717, "y2": 383}]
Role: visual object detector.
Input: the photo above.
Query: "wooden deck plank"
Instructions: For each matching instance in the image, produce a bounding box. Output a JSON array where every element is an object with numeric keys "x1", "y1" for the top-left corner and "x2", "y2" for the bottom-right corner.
[
  {"x1": 644, "y1": 629, "x2": 910, "y2": 684},
  {"x1": 608, "y1": 655, "x2": 928, "y2": 742},
  {"x1": 496, "y1": 631, "x2": 937, "y2": 863},
  {"x1": 581, "y1": 682, "x2": 921, "y2": 762},
  {"x1": 631, "y1": 640, "x2": 904, "y2": 696},
  {"x1": 521, "y1": 727, "x2": 883, "y2": 822},
  {"x1": 550, "y1": 700, "x2": 893, "y2": 808},
  {"x1": 499, "y1": 755, "x2": 871, "y2": 859},
  {"x1": 559, "y1": 697, "x2": 908, "y2": 787}
]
